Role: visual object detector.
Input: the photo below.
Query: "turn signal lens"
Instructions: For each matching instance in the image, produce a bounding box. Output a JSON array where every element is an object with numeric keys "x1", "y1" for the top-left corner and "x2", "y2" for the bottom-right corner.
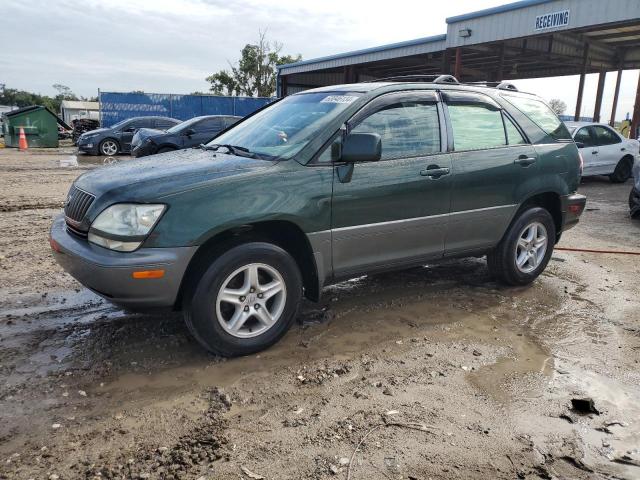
[{"x1": 132, "y1": 269, "x2": 165, "y2": 279}]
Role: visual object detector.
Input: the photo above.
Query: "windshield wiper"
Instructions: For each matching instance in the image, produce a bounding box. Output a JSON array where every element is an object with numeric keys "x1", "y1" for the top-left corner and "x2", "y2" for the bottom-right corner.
[{"x1": 200, "y1": 143, "x2": 256, "y2": 158}]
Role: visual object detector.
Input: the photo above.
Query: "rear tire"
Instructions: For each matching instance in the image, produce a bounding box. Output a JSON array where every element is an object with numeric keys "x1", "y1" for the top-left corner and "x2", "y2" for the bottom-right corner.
[
  {"x1": 610, "y1": 157, "x2": 633, "y2": 183},
  {"x1": 487, "y1": 207, "x2": 556, "y2": 286},
  {"x1": 184, "y1": 242, "x2": 302, "y2": 357}
]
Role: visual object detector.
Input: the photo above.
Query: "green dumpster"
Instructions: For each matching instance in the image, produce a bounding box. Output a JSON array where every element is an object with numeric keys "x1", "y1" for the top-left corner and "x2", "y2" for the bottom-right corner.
[{"x1": 2, "y1": 105, "x2": 70, "y2": 148}]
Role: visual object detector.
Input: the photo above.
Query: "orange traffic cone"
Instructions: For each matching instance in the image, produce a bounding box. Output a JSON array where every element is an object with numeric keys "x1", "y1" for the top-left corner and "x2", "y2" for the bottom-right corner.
[{"x1": 18, "y1": 127, "x2": 28, "y2": 151}]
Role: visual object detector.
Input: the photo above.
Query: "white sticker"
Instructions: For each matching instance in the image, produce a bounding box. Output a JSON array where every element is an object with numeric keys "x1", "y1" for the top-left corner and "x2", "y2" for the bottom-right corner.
[{"x1": 320, "y1": 95, "x2": 358, "y2": 104}]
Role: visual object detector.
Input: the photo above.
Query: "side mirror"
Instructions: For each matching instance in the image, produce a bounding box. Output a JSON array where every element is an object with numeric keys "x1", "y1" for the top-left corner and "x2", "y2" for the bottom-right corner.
[
  {"x1": 575, "y1": 142, "x2": 585, "y2": 149},
  {"x1": 341, "y1": 132, "x2": 382, "y2": 163},
  {"x1": 184, "y1": 128, "x2": 196, "y2": 136}
]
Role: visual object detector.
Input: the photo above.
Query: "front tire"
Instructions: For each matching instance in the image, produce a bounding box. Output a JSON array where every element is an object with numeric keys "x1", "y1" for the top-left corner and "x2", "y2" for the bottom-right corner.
[
  {"x1": 99, "y1": 138, "x2": 119, "y2": 156},
  {"x1": 184, "y1": 242, "x2": 302, "y2": 357},
  {"x1": 487, "y1": 207, "x2": 556, "y2": 286},
  {"x1": 610, "y1": 157, "x2": 633, "y2": 183}
]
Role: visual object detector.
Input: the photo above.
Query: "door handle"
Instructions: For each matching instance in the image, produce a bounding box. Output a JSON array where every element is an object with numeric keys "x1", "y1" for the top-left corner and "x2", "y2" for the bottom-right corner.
[
  {"x1": 592, "y1": 150, "x2": 598, "y2": 154},
  {"x1": 621, "y1": 147, "x2": 626, "y2": 152},
  {"x1": 420, "y1": 166, "x2": 450, "y2": 179},
  {"x1": 514, "y1": 155, "x2": 537, "y2": 167}
]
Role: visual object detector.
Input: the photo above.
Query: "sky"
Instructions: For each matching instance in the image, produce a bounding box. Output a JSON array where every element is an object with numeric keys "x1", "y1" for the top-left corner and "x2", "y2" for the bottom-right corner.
[{"x1": 1, "y1": 0, "x2": 638, "y2": 121}]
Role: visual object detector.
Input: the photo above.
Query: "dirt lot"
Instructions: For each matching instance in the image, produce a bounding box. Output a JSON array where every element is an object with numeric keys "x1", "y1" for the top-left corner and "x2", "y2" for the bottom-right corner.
[{"x1": 0, "y1": 147, "x2": 639, "y2": 480}]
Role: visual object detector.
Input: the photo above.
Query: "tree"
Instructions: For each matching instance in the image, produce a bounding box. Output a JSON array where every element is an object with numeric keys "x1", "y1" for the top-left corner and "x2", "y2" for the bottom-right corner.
[
  {"x1": 548, "y1": 98, "x2": 567, "y2": 115},
  {"x1": 206, "y1": 31, "x2": 301, "y2": 97},
  {"x1": 52, "y1": 84, "x2": 77, "y2": 100}
]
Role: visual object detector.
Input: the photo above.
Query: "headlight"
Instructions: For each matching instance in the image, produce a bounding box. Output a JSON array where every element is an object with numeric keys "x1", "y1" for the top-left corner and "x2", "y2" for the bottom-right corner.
[{"x1": 88, "y1": 203, "x2": 166, "y2": 252}]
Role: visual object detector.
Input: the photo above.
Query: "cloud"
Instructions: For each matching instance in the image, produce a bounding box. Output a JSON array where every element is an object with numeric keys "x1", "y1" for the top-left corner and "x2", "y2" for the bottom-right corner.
[{"x1": 0, "y1": 0, "x2": 637, "y2": 121}]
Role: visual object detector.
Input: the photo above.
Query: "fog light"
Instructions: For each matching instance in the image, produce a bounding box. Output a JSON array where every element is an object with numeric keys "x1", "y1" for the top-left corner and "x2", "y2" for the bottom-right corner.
[{"x1": 568, "y1": 204, "x2": 583, "y2": 214}]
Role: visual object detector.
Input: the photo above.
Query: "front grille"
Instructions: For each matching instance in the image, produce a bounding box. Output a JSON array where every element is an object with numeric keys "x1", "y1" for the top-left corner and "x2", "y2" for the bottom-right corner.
[{"x1": 64, "y1": 186, "x2": 95, "y2": 227}]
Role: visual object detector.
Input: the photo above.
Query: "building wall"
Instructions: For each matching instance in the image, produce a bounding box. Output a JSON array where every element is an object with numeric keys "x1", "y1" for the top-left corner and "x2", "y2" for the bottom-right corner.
[{"x1": 445, "y1": 0, "x2": 640, "y2": 47}]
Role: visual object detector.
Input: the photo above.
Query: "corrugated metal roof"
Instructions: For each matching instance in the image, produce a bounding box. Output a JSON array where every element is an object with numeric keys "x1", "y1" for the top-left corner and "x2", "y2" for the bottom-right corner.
[
  {"x1": 60, "y1": 100, "x2": 99, "y2": 110},
  {"x1": 278, "y1": 34, "x2": 447, "y2": 75},
  {"x1": 445, "y1": 0, "x2": 555, "y2": 24}
]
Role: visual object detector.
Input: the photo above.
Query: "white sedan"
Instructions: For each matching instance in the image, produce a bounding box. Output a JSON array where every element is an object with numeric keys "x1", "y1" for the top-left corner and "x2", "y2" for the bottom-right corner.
[{"x1": 566, "y1": 122, "x2": 639, "y2": 183}]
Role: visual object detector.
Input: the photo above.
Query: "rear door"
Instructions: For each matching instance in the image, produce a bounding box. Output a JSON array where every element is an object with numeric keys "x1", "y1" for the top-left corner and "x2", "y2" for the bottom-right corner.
[
  {"x1": 574, "y1": 126, "x2": 600, "y2": 175},
  {"x1": 330, "y1": 91, "x2": 452, "y2": 278},
  {"x1": 592, "y1": 125, "x2": 624, "y2": 175},
  {"x1": 443, "y1": 91, "x2": 538, "y2": 254}
]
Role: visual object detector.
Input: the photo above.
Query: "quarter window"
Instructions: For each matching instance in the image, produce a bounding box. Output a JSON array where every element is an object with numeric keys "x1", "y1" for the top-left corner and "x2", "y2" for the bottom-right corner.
[
  {"x1": 448, "y1": 103, "x2": 506, "y2": 151},
  {"x1": 503, "y1": 95, "x2": 572, "y2": 141},
  {"x1": 592, "y1": 125, "x2": 621, "y2": 146},
  {"x1": 351, "y1": 101, "x2": 440, "y2": 160}
]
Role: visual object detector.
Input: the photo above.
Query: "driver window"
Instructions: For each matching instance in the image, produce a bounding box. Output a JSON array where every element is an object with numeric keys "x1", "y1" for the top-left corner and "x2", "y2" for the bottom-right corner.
[
  {"x1": 574, "y1": 127, "x2": 593, "y2": 147},
  {"x1": 352, "y1": 101, "x2": 440, "y2": 160}
]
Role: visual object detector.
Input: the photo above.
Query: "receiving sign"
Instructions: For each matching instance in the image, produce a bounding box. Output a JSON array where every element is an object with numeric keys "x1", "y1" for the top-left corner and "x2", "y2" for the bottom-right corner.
[{"x1": 534, "y1": 9, "x2": 570, "y2": 31}]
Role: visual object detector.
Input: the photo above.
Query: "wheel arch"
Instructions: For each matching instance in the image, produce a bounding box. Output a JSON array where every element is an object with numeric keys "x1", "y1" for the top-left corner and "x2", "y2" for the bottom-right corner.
[
  {"x1": 506, "y1": 191, "x2": 562, "y2": 245},
  {"x1": 175, "y1": 220, "x2": 321, "y2": 310}
]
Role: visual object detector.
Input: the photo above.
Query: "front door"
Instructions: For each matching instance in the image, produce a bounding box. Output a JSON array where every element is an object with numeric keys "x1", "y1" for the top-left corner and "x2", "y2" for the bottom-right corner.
[
  {"x1": 574, "y1": 126, "x2": 600, "y2": 175},
  {"x1": 442, "y1": 91, "x2": 539, "y2": 254},
  {"x1": 330, "y1": 91, "x2": 452, "y2": 278}
]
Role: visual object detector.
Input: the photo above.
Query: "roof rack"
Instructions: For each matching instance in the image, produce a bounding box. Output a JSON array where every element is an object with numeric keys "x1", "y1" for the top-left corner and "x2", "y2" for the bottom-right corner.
[
  {"x1": 362, "y1": 75, "x2": 518, "y2": 91},
  {"x1": 464, "y1": 81, "x2": 518, "y2": 91},
  {"x1": 363, "y1": 74, "x2": 460, "y2": 84}
]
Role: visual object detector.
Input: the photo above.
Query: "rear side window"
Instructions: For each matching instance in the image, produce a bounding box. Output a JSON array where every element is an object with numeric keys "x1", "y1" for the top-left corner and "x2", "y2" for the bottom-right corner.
[
  {"x1": 156, "y1": 119, "x2": 176, "y2": 129},
  {"x1": 503, "y1": 95, "x2": 572, "y2": 141},
  {"x1": 351, "y1": 101, "x2": 440, "y2": 160},
  {"x1": 448, "y1": 104, "x2": 506, "y2": 150},
  {"x1": 592, "y1": 125, "x2": 621, "y2": 146}
]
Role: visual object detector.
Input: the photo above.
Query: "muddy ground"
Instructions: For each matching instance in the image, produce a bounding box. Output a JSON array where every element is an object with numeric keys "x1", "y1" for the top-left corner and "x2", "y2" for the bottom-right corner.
[{"x1": 0, "y1": 147, "x2": 639, "y2": 480}]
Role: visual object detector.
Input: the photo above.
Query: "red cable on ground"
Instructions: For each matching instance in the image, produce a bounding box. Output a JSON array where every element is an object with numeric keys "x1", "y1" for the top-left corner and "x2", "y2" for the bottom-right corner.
[{"x1": 556, "y1": 246, "x2": 640, "y2": 256}]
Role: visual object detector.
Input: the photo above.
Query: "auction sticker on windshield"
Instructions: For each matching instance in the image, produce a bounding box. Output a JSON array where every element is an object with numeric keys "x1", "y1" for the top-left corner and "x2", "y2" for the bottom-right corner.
[{"x1": 320, "y1": 95, "x2": 359, "y2": 104}]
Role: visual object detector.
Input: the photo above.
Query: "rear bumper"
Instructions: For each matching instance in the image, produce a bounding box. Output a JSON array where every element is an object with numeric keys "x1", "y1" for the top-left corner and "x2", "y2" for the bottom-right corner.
[
  {"x1": 560, "y1": 193, "x2": 587, "y2": 232},
  {"x1": 49, "y1": 215, "x2": 196, "y2": 310}
]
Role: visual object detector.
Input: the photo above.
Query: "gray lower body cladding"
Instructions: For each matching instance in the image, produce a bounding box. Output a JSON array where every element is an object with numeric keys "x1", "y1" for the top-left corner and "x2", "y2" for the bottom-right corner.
[{"x1": 50, "y1": 215, "x2": 196, "y2": 309}]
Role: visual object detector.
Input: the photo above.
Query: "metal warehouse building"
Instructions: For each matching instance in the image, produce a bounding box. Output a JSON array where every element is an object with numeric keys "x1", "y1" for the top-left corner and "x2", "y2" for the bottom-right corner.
[{"x1": 277, "y1": 0, "x2": 640, "y2": 132}]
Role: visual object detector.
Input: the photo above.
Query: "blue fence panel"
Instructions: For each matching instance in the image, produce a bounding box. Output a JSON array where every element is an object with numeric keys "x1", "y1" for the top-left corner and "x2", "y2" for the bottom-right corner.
[{"x1": 99, "y1": 92, "x2": 274, "y2": 127}]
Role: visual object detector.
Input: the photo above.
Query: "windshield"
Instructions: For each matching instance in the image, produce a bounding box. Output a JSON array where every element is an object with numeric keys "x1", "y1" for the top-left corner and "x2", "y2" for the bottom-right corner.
[
  {"x1": 207, "y1": 92, "x2": 362, "y2": 159},
  {"x1": 167, "y1": 116, "x2": 202, "y2": 134}
]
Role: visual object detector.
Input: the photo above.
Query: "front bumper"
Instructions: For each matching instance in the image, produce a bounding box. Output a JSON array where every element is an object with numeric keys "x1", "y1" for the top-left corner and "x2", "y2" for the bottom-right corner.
[
  {"x1": 50, "y1": 215, "x2": 196, "y2": 309},
  {"x1": 131, "y1": 142, "x2": 155, "y2": 158},
  {"x1": 77, "y1": 138, "x2": 100, "y2": 155},
  {"x1": 560, "y1": 193, "x2": 587, "y2": 232}
]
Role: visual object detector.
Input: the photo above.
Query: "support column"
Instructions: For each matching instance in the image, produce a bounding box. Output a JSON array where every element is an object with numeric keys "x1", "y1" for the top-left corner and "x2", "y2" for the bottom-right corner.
[
  {"x1": 593, "y1": 71, "x2": 606, "y2": 123},
  {"x1": 630, "y1": 74, "x2": 640, "y2": 140},
  {"x1": 610, "y1": 58, "x2": 624, "y2": 126},
  {"x1": 496, "y1": 43, "x2": 505, "y2": 81},
  {"x1": 454, "y1": 47, "x2": 462, "y2": 80},
  {"x1": 280, "y1": 74, "x2": 288, "y2": 97},
  {"x1": 441, "y1": 49, "x2": 450, "y2": 74},
  {"x1": 574, "y1": 44, "x2": 589, "y2": 121}
]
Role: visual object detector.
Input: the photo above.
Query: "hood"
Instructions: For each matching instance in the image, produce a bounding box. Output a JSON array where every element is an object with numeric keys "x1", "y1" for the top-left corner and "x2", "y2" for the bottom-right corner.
[
  {"x1": 81, "y1": 127, "x2": 110, "y2": 137},
  {"x1": 74, "y1": 148, "x2": 279, "y2": 200}
]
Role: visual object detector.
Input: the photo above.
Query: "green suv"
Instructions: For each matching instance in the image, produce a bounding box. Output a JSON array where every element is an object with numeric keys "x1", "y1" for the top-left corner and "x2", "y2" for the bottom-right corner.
[{"x1": 50, "y1": 76, "x2": 586, "y2": 356}]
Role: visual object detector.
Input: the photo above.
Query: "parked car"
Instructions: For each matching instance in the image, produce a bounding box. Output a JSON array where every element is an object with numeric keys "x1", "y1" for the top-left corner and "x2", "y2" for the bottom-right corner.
[
  {"x1": 50, "y1": 77, "x2": 585, "y2": 356},
  {"x1": 630, "y1": 159, "x2": 640, "y2": 218},
  {"x1": 131, "y1": 115, "x2": 241, "y2": 157},
  {"x1": 77, "y1": 116, "x2": 180, "y2": 156},
  {"x1": 566, "y1": 121, "x2": 640, "y2": 182}
]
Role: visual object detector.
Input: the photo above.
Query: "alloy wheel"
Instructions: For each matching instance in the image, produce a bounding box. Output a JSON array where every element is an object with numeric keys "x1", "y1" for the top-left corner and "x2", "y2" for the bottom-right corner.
[
  {"x1": 101, "y1": 140, "x2": 118, "y2": 156},
  {"x1": 515, "y1": 221, "x2": 548, "y2": 274},
  {"x1": 215, "y1": 263, "x2": 287, "y2": 338}
]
